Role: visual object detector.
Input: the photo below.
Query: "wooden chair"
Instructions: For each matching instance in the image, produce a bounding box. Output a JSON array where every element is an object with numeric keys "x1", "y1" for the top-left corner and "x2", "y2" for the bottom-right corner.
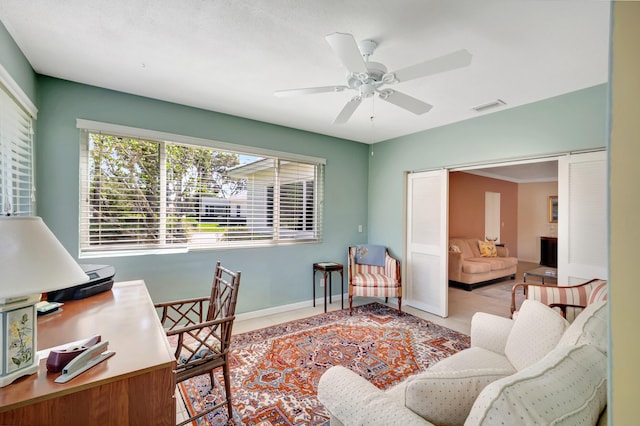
[
  {"x1": 348, "y1": 245, "x2": 401, "y2": 315},
  {"x1": 155, "y1": 261, "x2": 241, "y2": 425},
  {"x1": 511, "y1": 278, "x2": 607, "y2": 323}
]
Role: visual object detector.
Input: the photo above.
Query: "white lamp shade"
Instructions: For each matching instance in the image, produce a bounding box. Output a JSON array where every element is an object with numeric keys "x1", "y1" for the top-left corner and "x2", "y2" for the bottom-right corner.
[{"x1": 0, "y1": 216, "x2": 89, "y2": 299}]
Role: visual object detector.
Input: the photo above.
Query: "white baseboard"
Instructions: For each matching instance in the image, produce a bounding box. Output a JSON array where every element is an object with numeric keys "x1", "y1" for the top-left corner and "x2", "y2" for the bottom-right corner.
[{"x1": 235, "y1": 293, "x2": 349, "y2": 322}]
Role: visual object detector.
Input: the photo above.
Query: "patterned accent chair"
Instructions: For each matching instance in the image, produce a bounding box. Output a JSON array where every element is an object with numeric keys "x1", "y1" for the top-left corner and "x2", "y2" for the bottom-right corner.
[
  {"x1": 348, "y1": 245, "x2": 401, "y2": 315},
  {"x1": 511, "y1": 278, "x2": 607, "y2": 322}
]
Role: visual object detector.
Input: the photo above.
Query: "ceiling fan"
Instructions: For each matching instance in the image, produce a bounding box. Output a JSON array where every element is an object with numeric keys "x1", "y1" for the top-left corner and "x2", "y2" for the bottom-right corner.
[{"x1": 274, "y1": 32, "x2": 472, "y2": 124}]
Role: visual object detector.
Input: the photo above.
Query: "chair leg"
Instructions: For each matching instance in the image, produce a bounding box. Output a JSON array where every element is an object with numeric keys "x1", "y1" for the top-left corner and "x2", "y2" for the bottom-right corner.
[
  {"x1": 398, "y1": 297, "x2": 402, "y2": 314},
  {"x1": 222, "y1": 362, "x2": 233, "y2": 421},
  {"x1": 349, "y1": 295, "x2": 353, "y2": 315},
  {"x1": 385, "y1": 297, "x2": 388, "y2": 303}
]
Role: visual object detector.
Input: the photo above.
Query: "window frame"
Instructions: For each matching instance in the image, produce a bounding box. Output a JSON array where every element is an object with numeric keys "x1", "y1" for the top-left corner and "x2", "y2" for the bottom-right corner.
[
  {"x1": 77, "y1": 119, "x2": 325, "y2": 258},
  {"x1": 0, "y1": 65, "x2": 37, "y2": 217}
]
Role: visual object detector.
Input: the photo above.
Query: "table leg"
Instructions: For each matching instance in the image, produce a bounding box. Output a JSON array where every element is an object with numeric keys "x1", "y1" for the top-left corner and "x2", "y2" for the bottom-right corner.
[
  {"x1": 323, "y1": 271, "x2": 328, "y2": 313},
  {"x1": 313, "y1": 269, "x2": 316, "y2": 307},
  {"x1": 329, "y1": 272, "x2": 332, "y2": 305},
  {"x1": 340, "y1": 270, "x2": 344, "y2": 309}
]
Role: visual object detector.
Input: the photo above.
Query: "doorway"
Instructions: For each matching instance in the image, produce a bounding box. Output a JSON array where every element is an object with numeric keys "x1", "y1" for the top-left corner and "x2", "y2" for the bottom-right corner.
[
  {"x1": 404, "y1": 151, "x2": 608, "y2": 318},
  {"x1": 450, "y1": 159, "x2": 559, "y2": 264}
]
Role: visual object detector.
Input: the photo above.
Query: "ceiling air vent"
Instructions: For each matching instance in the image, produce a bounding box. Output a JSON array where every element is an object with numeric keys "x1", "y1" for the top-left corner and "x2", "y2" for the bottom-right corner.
[{"x1": 472, "y1": 99, "x2": 506, "y2": 113}]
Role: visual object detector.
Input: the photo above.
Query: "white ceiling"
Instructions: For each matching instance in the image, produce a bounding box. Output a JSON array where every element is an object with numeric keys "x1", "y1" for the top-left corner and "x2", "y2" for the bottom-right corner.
[
  {"x1": 464, "y1": 160, "x2": 558, "y2": 183},
  {"x1": 0, "y1": 0, "x2": 610, "y2": 144}
]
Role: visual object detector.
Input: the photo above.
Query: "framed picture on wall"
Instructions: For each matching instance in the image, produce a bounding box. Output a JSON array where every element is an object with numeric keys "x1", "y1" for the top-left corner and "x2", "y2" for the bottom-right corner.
[{"x1": 548, "y1": 195, "x2": 558, "y2": 223}]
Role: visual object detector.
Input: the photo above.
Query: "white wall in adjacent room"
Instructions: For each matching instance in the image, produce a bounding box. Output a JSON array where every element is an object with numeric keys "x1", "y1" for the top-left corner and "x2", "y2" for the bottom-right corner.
[{"x1": 517, "y1": 181, "x2": 558, "y2": 263}]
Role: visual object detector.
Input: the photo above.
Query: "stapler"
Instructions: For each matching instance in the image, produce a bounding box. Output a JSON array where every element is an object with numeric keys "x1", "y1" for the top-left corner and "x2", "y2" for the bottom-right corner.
[
  {"x1": 47, "y1": 335, "x2": 102, "y2": 373},
  {"x1": 55, "y1": 340, "x2": 115, "y2": 383}
]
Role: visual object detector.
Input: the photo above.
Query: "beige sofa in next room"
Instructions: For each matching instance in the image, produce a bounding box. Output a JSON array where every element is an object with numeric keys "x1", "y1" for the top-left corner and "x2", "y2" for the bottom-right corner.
[{"x1": 448, "y1": 237, "x2": 517, "y2": 290}]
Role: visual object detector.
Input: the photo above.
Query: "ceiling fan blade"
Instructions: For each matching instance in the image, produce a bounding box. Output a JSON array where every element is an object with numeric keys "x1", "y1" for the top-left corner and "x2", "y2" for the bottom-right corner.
[
  {"x1": 378, "y1": 90, "x2": 432, "y2": 115},
  {"x1": 325, "y1": 32, "x2": 369, "y2": 76},
  {"x1": 274, "y1": 85, "x2": 348, "y2": 97},
  {"x1": 391, "y1": 49, "x2": 472, "y2": 83},
  {"x1": 334, "y1": 96, "x2": 362, "y2": 124}
]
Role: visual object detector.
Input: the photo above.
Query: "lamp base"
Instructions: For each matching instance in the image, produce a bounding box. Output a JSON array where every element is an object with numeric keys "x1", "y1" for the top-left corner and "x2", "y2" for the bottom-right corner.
[
  {"x1": 1, "y1": 293, "x2": 41, "y2": 388},
  {"x1": 0, "y1": 353, "x2": 40, "y2": 387}
]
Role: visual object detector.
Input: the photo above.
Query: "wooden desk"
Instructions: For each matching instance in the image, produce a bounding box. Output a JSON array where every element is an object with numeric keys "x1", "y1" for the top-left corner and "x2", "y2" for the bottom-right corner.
[{"x1": 0, "y1": 281, "x2": 176, "y2": 426}]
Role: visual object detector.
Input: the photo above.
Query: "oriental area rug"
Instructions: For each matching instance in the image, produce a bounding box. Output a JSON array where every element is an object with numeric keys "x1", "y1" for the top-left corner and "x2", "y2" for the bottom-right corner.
[{"x1": 178, "y1": 303, "x2": 470, "y2": 425}]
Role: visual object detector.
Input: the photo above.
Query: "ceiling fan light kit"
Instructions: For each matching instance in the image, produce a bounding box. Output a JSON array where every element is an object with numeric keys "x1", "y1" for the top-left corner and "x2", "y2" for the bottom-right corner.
[{"x1": 275, "y1": 32, "x2": 472, "y2": 124}]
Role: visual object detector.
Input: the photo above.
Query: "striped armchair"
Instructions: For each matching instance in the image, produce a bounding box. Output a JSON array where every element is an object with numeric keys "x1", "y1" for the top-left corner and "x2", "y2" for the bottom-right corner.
[
  {"x1": 348, "y1": 245, "x2": 401, "y2": 315},
  {"x1": 511, "y1": 278, "x2": 607, "y2": 323}
]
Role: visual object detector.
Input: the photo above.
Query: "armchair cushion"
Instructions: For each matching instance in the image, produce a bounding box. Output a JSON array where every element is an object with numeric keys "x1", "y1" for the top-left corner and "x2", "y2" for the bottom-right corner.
[
  {"x1": 402, "y1": 368, "x2": 515, "y2": 426},
  {"x1": 178, "y1": 347, "x2": 213, "y2": 366},
  {"x1": 504, "y1": 300, "x2": 569, "y2": 371},
  {"x1": 351, "y1": 272, "x2": 397, "y2": 287},
  {"x1": 431, "y1": 347, "x2": 516, "y2": 373},
  {"x1": 354, "y1": 244, "x2": 387, "y2": 266},
  {"x1": 318, "y1": 366, "x2": 430, "y2": 426},
  {"x1": 466, "y1": 344, "x2": 607, "y2": 426},
  {"x1": 558, "y1": 301, "x2": 608, "y2": 354},
  {"x1": 470, "y1": 312, "x2": 514, "y2": 355},
  {"x1": 166, "y1": 323, "x2": 224, "y2": 368}
]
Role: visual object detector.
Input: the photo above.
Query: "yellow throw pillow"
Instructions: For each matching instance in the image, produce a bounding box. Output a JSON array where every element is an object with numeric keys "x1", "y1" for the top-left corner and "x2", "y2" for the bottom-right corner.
[{"x1": 479, "y1": 240, "x2": 497, "y2": 257}]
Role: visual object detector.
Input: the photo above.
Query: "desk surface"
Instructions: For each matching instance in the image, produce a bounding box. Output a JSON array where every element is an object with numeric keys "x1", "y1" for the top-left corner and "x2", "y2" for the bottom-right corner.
[{"x1": 0, "y1": 280, "x2": 175, "y2": 412}]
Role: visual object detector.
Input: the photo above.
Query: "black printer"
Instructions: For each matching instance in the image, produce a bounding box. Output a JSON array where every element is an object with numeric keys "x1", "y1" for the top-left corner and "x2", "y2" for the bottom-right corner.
[{"x1": 47, "y1": 264, "x2": 116, "y2": 302}]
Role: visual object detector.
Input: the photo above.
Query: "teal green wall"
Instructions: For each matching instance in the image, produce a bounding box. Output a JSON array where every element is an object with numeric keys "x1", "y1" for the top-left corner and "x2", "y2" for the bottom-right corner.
[
  {"x1": 368, "y1": 84, "x2": 608, "y2": 255},
  {"x1": 1, "y1": 21, "x2": 610, "y2": 314},
  {"x1": 0, "y1": 21, "x2": 36, "y2": 103},
  {"x1": 34, "y1": 76, "x2": 369, "y2": 312}
]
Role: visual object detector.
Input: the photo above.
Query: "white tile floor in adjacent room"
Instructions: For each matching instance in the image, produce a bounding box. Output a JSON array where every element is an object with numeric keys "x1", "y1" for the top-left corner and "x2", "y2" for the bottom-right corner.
[{"x1": 175, "y1": 261, "x2": 537, "y2": 424}]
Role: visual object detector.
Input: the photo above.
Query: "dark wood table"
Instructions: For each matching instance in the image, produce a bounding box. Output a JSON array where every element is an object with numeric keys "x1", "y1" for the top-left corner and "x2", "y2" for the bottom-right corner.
[{"x1": 313, "y1": 262, "x2": 344, "y2": 312}]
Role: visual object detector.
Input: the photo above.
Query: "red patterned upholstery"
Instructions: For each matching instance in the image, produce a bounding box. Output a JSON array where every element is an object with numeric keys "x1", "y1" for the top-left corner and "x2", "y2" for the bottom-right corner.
[{"x1": 348, "y1": 246, "x2": 401, "y2": 315}]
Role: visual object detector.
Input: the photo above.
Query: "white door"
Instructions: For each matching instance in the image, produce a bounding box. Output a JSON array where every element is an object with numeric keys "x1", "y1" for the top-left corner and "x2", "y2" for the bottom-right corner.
[
  {"x1": 485, "y1": 191, "x2": 501, "y2": 243},
  {"x1": 405, "y1": 170, "x2": 449, "y2": 317},
  {"x1": 557, "y1": 151, "x2": 608, "y2": 284}
]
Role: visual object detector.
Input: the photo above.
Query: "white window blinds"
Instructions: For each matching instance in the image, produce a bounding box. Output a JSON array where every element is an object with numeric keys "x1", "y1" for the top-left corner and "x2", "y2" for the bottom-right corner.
[
  {"x1": 79, "y1": 126, "x2": 324, "y2": 256},
  {"x1": 0, "y1": 84, "x2": 34, "y2": 216}
]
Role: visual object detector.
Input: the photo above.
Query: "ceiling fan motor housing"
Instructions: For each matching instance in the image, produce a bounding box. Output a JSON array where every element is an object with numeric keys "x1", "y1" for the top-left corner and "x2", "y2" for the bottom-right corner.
[
  {"x1": 358, "y1": 39, "x2": 377, "y2": 59},
  {"x1": 347, "y1": 61, "x2": 388, "y2": 97}
]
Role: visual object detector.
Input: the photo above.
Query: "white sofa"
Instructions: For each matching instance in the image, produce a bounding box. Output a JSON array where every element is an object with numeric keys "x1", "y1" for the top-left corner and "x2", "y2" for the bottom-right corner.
[{"x1": 318, "y1": 299, "x2": 608, "y2": 426}]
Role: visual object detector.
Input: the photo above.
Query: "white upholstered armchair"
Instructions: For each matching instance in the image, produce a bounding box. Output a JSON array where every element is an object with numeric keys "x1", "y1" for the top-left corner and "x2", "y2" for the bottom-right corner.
[{"x1": 318, "y1": 299, "x2": 608, "y2": 425}]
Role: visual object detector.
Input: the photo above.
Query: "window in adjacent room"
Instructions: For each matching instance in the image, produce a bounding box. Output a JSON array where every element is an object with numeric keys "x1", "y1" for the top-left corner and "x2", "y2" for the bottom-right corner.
[{"x1": 78, "y1": 122, "x2": 324, "y2": 256}]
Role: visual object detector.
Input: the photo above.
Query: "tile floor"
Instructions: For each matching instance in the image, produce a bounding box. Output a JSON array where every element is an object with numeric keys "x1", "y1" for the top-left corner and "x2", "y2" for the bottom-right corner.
[{"x1": 175, "y1": 261, "x2": 538, "y2": 424}]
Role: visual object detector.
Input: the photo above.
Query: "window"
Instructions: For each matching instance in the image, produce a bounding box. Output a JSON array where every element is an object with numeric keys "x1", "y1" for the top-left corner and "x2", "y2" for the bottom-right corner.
[
  {"x1": 78, "y1": 121, "x2": 324, "y2": 256},
  {"x1": 0, "y1": 82, "x2": 35, "y2": 216},
  {"x1": 268, "y1": 180, "x2": 315, "y2": 233}
]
